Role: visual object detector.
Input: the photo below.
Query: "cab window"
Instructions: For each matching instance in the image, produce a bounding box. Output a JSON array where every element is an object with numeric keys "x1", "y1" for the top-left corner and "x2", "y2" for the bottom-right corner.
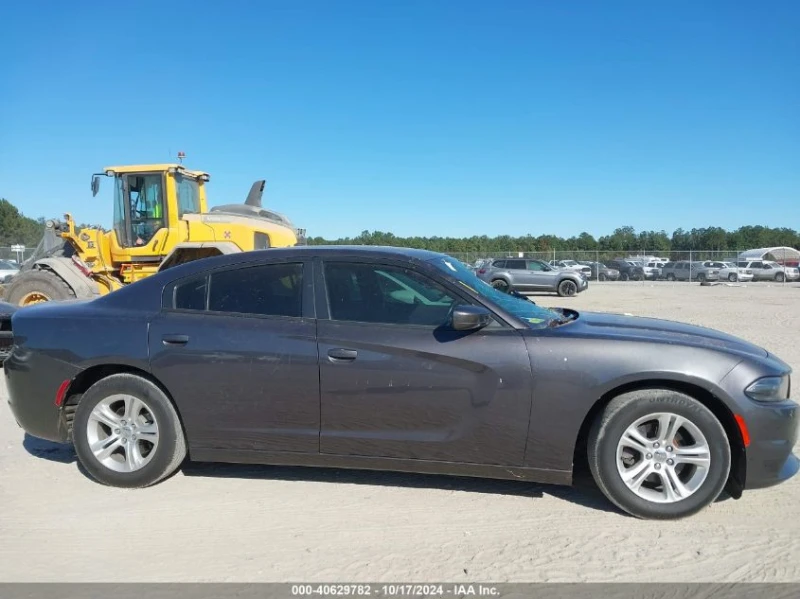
[{"x1": 175, "y1": 173, "x2": 201, "y2": 217}]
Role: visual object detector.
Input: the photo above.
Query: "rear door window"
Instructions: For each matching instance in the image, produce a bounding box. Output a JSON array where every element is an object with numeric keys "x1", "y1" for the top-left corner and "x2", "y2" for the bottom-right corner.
[{"x1": 208, "y1": 263, "x2": 304, "y2": 317}]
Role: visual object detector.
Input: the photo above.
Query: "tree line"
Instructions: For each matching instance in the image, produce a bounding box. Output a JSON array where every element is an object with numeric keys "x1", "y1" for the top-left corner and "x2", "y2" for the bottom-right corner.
[
  {"x1": 1, "y1": 196, "x2": 797, "y2": 255},
  {"x1": 0, "y1": 199, "x2": 105, "y2": 248},
  {"x1": 308, "y1": 225, "x2": 800, "y2": 254}
]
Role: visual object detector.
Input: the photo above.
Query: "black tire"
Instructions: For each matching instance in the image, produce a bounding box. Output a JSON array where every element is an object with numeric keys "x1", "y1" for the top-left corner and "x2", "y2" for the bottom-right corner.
[
  {"x1": 775, "y1": 272, "x2": 785, "y2": 282},
  {"x1": 587, "y1": 389, "x2": 730, "y2": 519},
  {"x1": 557, "y1": 279, "x2": 578, "y2": 297},
  {"x1": 620, "y1": 272, "x2": 629, "y2": 281},
  {"x1": 728, "y1": 273, "x2": 737, "y2": 282},
  {"x1": 698, "y1": 273, "x2": 706, "y2": 283},
  {"x1": 666, "y1": 273, "x2": 676, "y2": 281},
  {"x1": 632, "y1": 273, "x2": 643, "y2": 281},
  {"x1": 4, "y1": 268, "x2": 76, "y2": 306},
  {"x1": 72, "y1": 373, "x2": 187, "y2": 488},
  {"x1": 598, "y1": 274, "x2": 607, "y2": 282},
  {"x1": 491, "y1": 279, "x2": 510, "y2": 293}
]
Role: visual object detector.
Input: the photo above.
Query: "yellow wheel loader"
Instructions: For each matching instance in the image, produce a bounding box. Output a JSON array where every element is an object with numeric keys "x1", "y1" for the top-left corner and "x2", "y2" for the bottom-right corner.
[{"x1": 4, "y1": 163, "x2": 306, "y2": 306}]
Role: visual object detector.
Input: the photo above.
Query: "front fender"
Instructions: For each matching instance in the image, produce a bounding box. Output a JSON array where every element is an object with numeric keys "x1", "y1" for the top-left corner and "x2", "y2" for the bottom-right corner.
[{"x1": 521, "y1": 335, "x2": 742, "y2": 471}]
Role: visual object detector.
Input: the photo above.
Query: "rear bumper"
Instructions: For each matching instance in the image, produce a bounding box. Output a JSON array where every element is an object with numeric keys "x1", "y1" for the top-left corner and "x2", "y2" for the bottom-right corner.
[{"x1": 4, "y1": 349, "x2": 82, "y2": 443}]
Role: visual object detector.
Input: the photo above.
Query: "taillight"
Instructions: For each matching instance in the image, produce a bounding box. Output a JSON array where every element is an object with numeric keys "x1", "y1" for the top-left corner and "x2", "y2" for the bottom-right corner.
[{"x1": 478, "y1": 269, "x2": 486, "y2": 274}]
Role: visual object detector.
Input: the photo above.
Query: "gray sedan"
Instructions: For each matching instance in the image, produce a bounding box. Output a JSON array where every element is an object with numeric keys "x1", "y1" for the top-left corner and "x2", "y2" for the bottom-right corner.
[
  {"x1": 477, "y1": 258, "x2": 588, "y2": 296},
  {"x1": 4, "y1": 246, "x2": 798, "y2": 520}
]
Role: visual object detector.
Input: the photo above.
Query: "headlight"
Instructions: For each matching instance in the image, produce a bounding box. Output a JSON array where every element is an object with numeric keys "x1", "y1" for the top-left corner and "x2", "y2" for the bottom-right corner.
[{"x1": 745, "y1": 375, "x2": 791, "y2": 402}]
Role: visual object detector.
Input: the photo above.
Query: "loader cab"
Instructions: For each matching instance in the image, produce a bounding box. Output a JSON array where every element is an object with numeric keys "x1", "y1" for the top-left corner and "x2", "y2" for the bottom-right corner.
[
  {"x1": 113, "y1": 172, "x2": 166, "y2": 248},
  {"x1": 95, "y1": 164, "x2": 209, "y2": 257}
]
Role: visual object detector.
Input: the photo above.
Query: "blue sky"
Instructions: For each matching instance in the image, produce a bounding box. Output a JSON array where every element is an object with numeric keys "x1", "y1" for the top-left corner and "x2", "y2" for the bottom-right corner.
[{"x1": 1, "y1": 0, "x2": 798, "y2": 240}]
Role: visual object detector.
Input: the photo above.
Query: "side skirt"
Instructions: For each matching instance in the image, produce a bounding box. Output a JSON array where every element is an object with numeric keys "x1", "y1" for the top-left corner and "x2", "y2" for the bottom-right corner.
[{"x1": 188, "y1": 448, "x2": 573, "y2": 487}]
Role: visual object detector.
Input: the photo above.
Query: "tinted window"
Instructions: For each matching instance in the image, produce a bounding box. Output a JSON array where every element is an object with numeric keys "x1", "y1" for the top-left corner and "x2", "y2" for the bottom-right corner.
[
  {"x1": 174, "y1": 276, "x2": 207, "y2": 311},
  {"x1": 493, "y1": 260, "x2": 506, "y2": 268},
  {"x1": 505, "y1": 260, "x2": 526, "y2": 269},
  {"x1": 208, "y1": 263, "x2": 303, "y2": 317},
  {"x1": 324, "y1": 262, "x2": 457, "y2": 326}
]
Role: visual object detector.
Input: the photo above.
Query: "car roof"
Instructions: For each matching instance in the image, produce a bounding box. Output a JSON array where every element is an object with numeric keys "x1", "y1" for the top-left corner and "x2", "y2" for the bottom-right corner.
[{"x1": 95, "y1": 245, "x2": 460, "y2": 311}]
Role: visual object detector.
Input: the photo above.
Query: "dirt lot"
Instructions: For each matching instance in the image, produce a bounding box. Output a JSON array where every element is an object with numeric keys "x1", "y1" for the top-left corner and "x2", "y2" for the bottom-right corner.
[{"x1": 1, "y1": 282, "x2": 799, "y2": 582}]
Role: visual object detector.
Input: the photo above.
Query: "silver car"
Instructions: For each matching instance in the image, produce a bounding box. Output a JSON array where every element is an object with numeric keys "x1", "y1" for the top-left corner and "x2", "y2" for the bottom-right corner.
[
  {"x1": 0, "y1": 260, "x2": 19, "y2": 284},
  {"x1": 702, "y1": 261, "x2": 754, "y2": 282},
  {"x1": 661, "y1": 261, "x2": 721, "y2": 282},
  {"x1": 477, "y1": 258, "x2": 588, "y2": 297},
  {"x1": 737, "y1": 260, "x2": 800, "y2": 282}
]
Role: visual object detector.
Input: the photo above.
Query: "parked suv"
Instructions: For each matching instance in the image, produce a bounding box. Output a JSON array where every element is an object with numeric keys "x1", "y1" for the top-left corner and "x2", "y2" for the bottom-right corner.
[
  {"x1": 579, "y1": 261, "x2": 620, "y2": 281},
  {"x1": 477, "y1": 258, "x2": 588, "y2": 297},
  {"x1": 661, "y1": 261, "x2": 720, "y2": 282},
  {"x1": 737, "y1": 260, "x2": 800, "y2": 282},
  {"x1": 702, "y1": 261, "x2": 753, "y2": 282},
  {"x1": 605, "y1": 259, "x2": 646, "y2": 281},
  {"x1": 548, "y1": 260, "x2": 592, "y2": 278}
]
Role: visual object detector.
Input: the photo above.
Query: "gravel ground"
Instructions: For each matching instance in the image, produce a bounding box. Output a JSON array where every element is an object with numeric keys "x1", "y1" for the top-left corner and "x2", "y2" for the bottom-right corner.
[{"x1": 1, "y1": 282, "x2": 798, "y2": 582}]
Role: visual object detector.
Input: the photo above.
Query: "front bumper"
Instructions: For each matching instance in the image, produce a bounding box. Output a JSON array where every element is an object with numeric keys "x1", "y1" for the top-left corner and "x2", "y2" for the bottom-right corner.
[{"x1": 742, "y1": 400, "x2": 799, "y2": 490}]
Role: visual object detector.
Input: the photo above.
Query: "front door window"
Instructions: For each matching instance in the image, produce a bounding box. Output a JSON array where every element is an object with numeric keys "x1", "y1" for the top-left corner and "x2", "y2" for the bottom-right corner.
[{"x1": 113, "y1": 174, "x2": 165, "y2": 248}]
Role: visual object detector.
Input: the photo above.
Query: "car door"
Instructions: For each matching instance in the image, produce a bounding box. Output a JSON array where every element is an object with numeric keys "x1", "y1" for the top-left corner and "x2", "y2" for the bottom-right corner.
[
  {"x1": 503, "y1": 259, "x2": 530, "y2": 289},
  {"x1": 749, "y1": 261, "x2": 764, "y2": 280},
  {"x1": 315, "y1": 258, "x2": 533, "y2": 466},
  {"x1": 525, "y1": 260, "x2": 553, "y2": 289},
  {"x1": 148, "y1": 259, "x2": 320, "y2": 455}
]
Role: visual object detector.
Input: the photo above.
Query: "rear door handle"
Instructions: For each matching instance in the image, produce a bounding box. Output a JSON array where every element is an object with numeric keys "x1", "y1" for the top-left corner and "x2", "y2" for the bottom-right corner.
[
  {"x1": 162, "y1": 334, "x2": 189, "y2": 346},
  {"x1": 328, "y1": 348, "x2": 357, "y2": 362}
]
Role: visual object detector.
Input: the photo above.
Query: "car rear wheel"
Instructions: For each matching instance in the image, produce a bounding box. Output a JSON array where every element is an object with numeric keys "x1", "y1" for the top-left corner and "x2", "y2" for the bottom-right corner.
[
  {"x1": 620, "y1": 273, "x2": 629, "y2": 281},
  {"x1": 697, "y1": 273, "x2": 706, "y2": 282},
  {"x1": 598, "y1": 274, "x2": 607, "y2": 281},
  {"x1": 491, "y1": 279, "x2": 510, "y2": 293},
  {"x1": 72, "y1": 373, "x2": 187, "y2": 488},
  {"x1": 587, "y1": 389, "x2": 730, "y2": 519},
  {"x1": 557, "y1": 279, "x2": 578, "y2": 297},
  {"x1": 775, "y1": 272, "x2": 785, "y2": 282}
]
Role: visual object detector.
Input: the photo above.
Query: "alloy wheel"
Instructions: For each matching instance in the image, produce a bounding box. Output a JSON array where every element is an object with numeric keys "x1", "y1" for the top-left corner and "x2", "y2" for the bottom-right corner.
[
  {"x1": 86, "y1": 394, "x2": 160, "y2": 473},
  {"x1": 616, "y1": 412, "x2": 711, "y2": 504}
]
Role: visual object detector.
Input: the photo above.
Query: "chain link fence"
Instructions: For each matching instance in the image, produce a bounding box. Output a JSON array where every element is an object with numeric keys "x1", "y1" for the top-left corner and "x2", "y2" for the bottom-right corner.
[
  {"x1": 447, "y1": 249, "x2": 800, "y2": 284},
  {"x1": 0, "y1": 247, "x2": 34, "y2": 264}
]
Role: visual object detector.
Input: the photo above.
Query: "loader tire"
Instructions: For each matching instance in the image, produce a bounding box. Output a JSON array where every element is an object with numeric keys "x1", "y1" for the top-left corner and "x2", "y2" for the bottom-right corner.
[{"x1": 4, "y1": 269, "x2": 76, "y2": 306}]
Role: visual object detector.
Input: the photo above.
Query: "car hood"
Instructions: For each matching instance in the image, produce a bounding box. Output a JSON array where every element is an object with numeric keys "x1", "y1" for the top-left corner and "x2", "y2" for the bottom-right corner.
[{"x1": 556, "y1": 310, "x2": 769, "y2": 360}]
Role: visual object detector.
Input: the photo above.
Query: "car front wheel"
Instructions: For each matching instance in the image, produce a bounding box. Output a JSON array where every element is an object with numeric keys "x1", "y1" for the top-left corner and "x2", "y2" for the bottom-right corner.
[
  {"x1": 557, "y1": 279, "x2": 578, "y2": 297},
  {"x1": 72, "y1": 373, "x2": 187, "y2": 488},
  {"x1": 728, "y1": 273, "x2": 737, "y2": 282},
  {"x1": 587, "y1": 389, "x2": 730, "y2": 519}
]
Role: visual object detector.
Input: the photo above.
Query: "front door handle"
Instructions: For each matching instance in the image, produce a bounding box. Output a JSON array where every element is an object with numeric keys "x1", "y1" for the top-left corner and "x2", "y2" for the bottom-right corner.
[
  {"x1": 162, "y1": 334, "x2": 189, "y2": 346},
  {"x1": 328, "y1": 348, "x2": 357, "y2": 362}
]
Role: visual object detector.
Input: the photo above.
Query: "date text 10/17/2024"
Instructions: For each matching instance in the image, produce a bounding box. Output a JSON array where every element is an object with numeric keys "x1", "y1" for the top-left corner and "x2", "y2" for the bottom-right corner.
[{"x1": 291, "y1": 584, "x2": 500, "y2": 597}]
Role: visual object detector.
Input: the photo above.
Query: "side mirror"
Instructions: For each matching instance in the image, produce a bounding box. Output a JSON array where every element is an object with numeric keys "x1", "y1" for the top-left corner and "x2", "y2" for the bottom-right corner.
[
  {"x1": 91, "y1": 175, "x2": 100, "y2": 197},
  {"x1": 451, "y1": 305, "x2": 492, "y2": 331}
]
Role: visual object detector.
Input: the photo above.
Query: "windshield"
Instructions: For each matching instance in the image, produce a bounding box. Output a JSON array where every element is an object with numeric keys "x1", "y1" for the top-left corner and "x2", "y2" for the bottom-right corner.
[{"x1": 428, "y1": 255, "x2": 561, "y2": 328}]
